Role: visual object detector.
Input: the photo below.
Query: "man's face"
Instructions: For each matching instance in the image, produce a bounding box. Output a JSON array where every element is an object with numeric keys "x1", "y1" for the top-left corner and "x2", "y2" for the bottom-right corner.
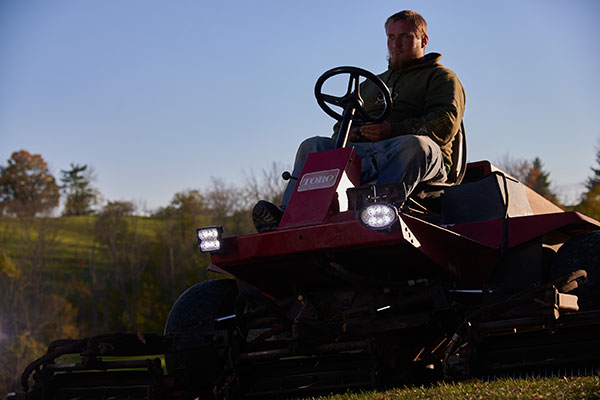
[{"x1": 386, "y1": 20, "x2": 428, "y2": 69}]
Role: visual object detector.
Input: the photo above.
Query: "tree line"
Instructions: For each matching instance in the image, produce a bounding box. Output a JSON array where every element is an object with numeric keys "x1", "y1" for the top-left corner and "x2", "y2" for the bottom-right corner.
[
  {"x1": 496, "y1": 153, "x2": 600, "y2": 219},
  {"x1": 0, "y1": 147, "x2": 599, "y2": 394},
  {"x1": 0, "y1": 150, "x2": 285, "y2": 394}
]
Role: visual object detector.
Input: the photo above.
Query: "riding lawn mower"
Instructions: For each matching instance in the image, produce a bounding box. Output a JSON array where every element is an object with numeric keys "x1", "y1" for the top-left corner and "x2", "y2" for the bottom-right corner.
[{"x1": 12, "y1": 67, "x2": 600, "y2": 399}]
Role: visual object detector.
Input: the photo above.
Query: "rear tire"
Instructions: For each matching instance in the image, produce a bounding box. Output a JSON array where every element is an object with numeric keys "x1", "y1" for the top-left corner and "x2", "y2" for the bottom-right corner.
[{"x1": 551, "y1": 231, "x2": 600, "y2": 310}]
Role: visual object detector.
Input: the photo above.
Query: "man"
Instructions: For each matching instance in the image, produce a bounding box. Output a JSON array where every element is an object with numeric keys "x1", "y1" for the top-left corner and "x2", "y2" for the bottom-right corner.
[{"x1": 253, "y1": 10, "x2": 465, "y2": 232}]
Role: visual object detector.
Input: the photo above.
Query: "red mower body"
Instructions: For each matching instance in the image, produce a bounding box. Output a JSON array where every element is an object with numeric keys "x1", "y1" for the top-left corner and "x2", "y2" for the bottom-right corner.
[{"x1": 209, "y1": 151, "x2": 599, "y2": 297}]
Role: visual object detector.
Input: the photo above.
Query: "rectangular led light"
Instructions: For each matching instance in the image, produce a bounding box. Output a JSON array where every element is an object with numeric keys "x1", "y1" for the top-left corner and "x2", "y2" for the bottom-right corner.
[{"x1": 197, "y1": 226, "x2": 223, "y2": 253}]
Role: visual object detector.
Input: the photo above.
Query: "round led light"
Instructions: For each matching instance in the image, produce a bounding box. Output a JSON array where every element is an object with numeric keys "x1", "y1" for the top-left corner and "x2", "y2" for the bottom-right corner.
[{"x1": 359, "y1": 203, "x2": 398, "y2": 230}]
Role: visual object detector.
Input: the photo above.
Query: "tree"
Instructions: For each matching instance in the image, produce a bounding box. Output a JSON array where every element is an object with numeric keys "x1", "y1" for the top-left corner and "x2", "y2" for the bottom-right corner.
[
  {"x1": 496, "y1": 154, "x2": 531, "y2": 181},
  {"x1": 94, "y1": 201, "x2": 150, "y2": 331},
  {"x1": 0, "y1": 150, "x2": 59, "y2": 216},
  {"x1": 576, "y1": 184, "x2": 600, "y2": 220},
  {"x1": 0, "y1": 250, "x2": 19, "y2": 279},
  {"x1": 60, "y1": 163, "x2": 97, "y2": 216},
  {"x1": 244, "y1": 161, "x2": 288, "y2": 206},
  {"x1": 153, "y1": 194, "x2": 210, "y2": 312},
  {"x1": 154, "y1": 189, "x2": 206, "y2": 218},
  {"x1": 575, "y1": 147, "x2": 600, "y2": 219},
  {"x1": 586, "y1": 148, "x2": 600, "y2": 190},
  {"x1": 0, "y1": 219, "x2": 78, "y2": 394},
  {"x1": 497, "y1": 155, "x2": 561, "y2": 205},
  {"x1": 205, "y1": 178, "x2": 244, "y2": 222},
  {"x1": 101, "y1": 200, "x2": 135, "y2": 216},
  {"x1": 523, "y1": 157, "x2": 560, "y2": 204}
]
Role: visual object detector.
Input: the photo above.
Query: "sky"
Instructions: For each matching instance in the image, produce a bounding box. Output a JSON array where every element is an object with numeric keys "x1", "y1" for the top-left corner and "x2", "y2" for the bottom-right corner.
[{"x1": 1, "y1": 0, "x2": 599, "y2": 211}]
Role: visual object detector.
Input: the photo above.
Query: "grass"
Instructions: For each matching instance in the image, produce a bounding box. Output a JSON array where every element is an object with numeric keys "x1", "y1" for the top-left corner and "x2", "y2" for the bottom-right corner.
[
  {"x1": 305, "y1": 376, "x2": 600, "y2": 400},
  {"x1": 0, "y1": 215, "x2": 163, "y2": 276}
]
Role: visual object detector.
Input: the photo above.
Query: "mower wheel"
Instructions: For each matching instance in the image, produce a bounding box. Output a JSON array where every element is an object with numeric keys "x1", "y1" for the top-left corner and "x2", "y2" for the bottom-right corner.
[
  {"x1": 164, "y1": 278, "x2": 238, "y2": 334},
  {"x1": 164, "y1": 279, "x2": 238, "y2": 396},
  {"x1": 551, "y1": 230, "x2": 600, "y2": 310}
]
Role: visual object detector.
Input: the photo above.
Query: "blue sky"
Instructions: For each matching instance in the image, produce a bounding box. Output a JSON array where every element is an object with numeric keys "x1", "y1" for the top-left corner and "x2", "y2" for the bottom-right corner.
[{"x1": 1, "y1": 0, "x2": 599, "y2": 210}]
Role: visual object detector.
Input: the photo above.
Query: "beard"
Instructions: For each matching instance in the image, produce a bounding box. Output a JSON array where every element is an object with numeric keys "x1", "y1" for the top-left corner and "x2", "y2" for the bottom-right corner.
[
  {"x1": 387, "y1": 52, "x2": 422, "y2": 70},
  {"x1": 387, "y1": 54, "x2": 403, "y2": 70}
]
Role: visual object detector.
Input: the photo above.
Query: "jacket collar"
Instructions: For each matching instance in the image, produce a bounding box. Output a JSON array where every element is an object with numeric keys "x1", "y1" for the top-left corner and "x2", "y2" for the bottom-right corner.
[{"x1": 388, "y1": 52, "x2": 442, "y2": 72}]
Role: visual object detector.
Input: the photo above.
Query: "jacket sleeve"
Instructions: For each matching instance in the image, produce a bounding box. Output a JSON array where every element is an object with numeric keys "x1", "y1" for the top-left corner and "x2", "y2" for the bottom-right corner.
[{"x1": 390, "y1": 70, "x2": 465, "y2": 147}]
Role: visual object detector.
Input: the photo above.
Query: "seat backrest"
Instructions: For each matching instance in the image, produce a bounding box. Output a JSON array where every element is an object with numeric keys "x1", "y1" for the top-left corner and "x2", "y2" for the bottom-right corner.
[
  {"x1": 446, "y1": 121, "x2": 467, "y2": 185},
  {"x1": 410, "y1": 122, "x2": 467, "y2": 201}
]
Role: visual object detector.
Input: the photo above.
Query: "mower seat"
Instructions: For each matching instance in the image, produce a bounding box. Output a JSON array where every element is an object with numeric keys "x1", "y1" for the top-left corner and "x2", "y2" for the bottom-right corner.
[
  {"x1": 413, "y1": 121, "x2": 467, "y2": 199},
  {"x1": 347, "y1": 122, "x2": 466, "y2": 213}
]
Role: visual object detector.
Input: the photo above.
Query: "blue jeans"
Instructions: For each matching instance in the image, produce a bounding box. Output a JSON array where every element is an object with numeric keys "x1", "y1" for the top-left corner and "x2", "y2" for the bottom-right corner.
[{"x1": 281, "y1": 135, "x2": 446, "y2": 208}]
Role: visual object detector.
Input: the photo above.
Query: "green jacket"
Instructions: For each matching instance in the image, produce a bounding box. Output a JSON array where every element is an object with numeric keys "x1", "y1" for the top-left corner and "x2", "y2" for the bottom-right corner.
[{"x1": 333, "y1": 53, "x2": 466, "y2": 169}]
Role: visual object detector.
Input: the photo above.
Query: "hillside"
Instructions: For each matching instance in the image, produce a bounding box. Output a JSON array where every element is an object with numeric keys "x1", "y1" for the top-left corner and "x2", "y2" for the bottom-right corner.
[{"x1": 0, "y1": 213, "x2": 217, "y2": 393}]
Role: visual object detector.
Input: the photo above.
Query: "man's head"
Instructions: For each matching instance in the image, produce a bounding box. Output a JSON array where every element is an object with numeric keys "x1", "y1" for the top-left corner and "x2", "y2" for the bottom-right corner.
[{"x1": 385, "y1": 10, "x2": 429, "y2": 69}]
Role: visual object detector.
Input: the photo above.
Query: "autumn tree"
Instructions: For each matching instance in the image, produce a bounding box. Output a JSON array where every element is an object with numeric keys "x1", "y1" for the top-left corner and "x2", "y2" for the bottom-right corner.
[
  {"x1": 60, "y1": 163, "x2": 97, "y2": 216},
  {"x1": 0, "y1": 150, "x2": 59, "y2": 216},
  {"x1": 0, "y1": 220, "x2": 78, "y2": 394}
]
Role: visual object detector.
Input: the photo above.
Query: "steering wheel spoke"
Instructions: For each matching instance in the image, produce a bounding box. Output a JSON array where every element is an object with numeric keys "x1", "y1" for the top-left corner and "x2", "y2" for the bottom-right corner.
[
  {"x1": 321, "y1": 93, "x2": 344, "y2": 108},
  {"x1": 346, "y1": 72, "x2": 362, "y2": 98}
]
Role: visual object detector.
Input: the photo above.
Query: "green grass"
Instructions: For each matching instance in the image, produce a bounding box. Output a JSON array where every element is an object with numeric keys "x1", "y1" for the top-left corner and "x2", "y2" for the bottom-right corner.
[
  {"x1": 304, "y1": 377, "x2": 600, "y2": 400},
  {"x1": 0, "y1": 215, "x2": 163, "y2": 276}
]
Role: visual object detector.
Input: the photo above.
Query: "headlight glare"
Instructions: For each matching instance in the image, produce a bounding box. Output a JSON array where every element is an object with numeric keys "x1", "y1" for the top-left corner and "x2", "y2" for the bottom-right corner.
[
  {"x1": 197, "y1": 226, "x2": 223, "y2": 253},
  {"x1": 359, "y1": 203, "x2": 398, "y2": 231}
]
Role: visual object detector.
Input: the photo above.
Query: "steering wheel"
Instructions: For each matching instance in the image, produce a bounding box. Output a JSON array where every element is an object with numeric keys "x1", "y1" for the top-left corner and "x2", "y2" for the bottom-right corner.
[{"x1": 315, "y1": 66, "x2": 392, "y2": 125}]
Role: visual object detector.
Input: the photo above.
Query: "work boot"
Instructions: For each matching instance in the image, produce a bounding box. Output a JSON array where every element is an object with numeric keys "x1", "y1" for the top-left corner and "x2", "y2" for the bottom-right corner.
[{"x1": 252, "y1": 200, "x2": 283, "y2": 232}]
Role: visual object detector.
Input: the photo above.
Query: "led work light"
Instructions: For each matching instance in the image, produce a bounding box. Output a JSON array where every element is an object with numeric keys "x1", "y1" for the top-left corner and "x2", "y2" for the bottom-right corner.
[
  {"x1": 197, "y1": 226, "x2": 223, "y2": 253},
  {"x1": 359, "y1": 203, "x2": 398, "y2": 231}
]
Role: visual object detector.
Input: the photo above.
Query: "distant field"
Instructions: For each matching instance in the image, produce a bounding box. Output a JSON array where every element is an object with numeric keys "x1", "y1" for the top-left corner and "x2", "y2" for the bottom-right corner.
[
  {"x1": 307, "y1": 376, "x2": 600, "y2": 399},
  {"x1": 0, "y1": 215, "x2": 162, "y2": 276}
]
